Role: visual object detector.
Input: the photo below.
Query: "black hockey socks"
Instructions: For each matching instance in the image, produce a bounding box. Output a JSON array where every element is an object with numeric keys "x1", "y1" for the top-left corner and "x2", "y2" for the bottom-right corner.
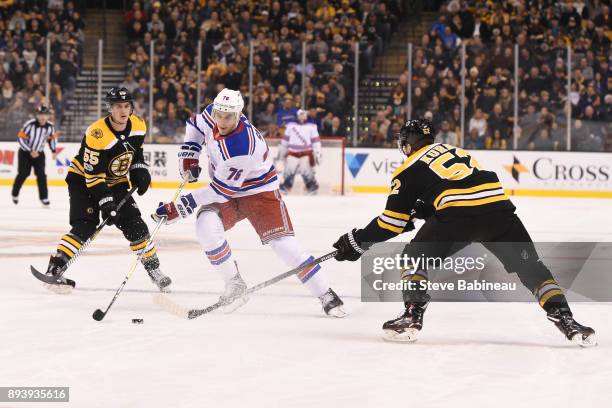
[{"x1": 56, "y1": 233, "x2": 84, "y2": 261}]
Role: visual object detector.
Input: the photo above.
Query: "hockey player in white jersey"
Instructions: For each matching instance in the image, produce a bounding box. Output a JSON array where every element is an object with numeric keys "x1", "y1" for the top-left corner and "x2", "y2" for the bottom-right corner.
[
  {"x1": 152, "y1": 89, "x2": 346, "y2": 317},
  {"x1": 279, "y1": 109, "x2": 321, "y2": 194}
]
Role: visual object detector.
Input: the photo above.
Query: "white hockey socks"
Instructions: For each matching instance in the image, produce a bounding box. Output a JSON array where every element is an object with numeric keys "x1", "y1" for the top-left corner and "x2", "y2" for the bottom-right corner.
[
  {"x1": 269, "y1": 236, "x2": 329, "y2": 298},
  {"x1": 196, "y1": 209, "x2": 237, "y2": 282}
]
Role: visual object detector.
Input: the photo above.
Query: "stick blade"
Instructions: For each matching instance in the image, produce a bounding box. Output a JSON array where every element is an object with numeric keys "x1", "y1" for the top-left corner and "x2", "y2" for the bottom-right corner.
[{"x1": 92, "y1": 309, "x2": 105, "y2": 321}]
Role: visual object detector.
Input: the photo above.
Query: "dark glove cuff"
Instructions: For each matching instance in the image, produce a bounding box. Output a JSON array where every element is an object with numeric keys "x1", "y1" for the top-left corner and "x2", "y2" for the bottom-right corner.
[
  {"x1": 130, "y1": 162, "x2": 149, "y2": 171},
  {"x1": 348, "y1": 229, "x2": 365, "y2": 254}
]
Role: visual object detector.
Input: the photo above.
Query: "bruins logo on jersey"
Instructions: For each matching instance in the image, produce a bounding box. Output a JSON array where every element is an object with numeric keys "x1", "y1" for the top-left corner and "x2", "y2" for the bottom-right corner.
[
  {"x1": 91, "y1": 128, "x2": 103, "y2": 139},
  {"x1": 109, "y1": 151, "x2": 134, "y2": 177}
]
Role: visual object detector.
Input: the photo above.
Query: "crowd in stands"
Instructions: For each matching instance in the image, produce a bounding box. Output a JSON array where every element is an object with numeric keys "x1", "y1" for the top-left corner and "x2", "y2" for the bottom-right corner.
[
  {"x1": 3, "y1": 0, "x2": 608, "y2": 152},
  {"x1": 381, "y1": 0, "x2": 611, "y2": 151},
  {"x1": 123, "y1": 0, "x2": 405, "y2": 143},
  {"x1": 0, "y1": 0, "x2": 84, "y2": 139}
]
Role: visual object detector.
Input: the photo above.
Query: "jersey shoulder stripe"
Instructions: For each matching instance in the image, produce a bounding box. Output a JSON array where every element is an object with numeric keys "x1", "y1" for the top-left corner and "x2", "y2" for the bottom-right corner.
[
  {"x1": 187, "y1": 115, "x2": 206, "y2": 136},
  {"x1": 246, "y1": 125, "x2": 256, "y2": 155},
  {"x1": 202, "y1": 105, "x2": 215, "y2": 129}
]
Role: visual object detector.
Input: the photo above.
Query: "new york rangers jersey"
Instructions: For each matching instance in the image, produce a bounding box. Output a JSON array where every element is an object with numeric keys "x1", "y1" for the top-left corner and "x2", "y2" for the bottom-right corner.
[
  {"x1": 282, "y1": 121, "x2": 321, "y2": 155},
  {"x1": 183, "y1": 104, "x2": 278, "y2": 205}
]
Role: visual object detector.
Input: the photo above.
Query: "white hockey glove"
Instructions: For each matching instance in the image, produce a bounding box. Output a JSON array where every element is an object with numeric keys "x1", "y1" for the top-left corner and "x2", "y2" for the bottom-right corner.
[{"x1": 178, "y1": 143, "x2": 202, "y2": 183}]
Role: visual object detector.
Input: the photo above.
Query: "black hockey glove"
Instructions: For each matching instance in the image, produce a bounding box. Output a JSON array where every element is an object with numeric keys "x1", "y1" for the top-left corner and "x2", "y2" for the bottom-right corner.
[
  {"x1": 412, "y1": 199, "x2": 434, "y2": 220},
  {"x1": 99, "y1": 195, "x2": 118, "y2": 225},
  {"x1": 333, "y1": 229, "x2": 366, "y2": 262},
  {"x1": 129, "y1": 163, "x2": 151, "y2": 195}
]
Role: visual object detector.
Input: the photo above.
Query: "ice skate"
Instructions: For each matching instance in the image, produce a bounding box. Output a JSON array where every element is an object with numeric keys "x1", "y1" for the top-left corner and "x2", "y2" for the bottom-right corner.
[
  {"x1": 147, "y1": 268, "x2": 172, "y2": 292},
  {"x1": 318, "y1": 288, "x2": 347, "y2": 318},
  {"x1": 43, "y1": 255, "x2": 74, "y2": 294},
  {"x1": 382, "y1": 298, "x2": 429, "y2": 342},
  {"x1": 219, "y1": 271, "x2": 249, "y2": 313},
  {"x1": 547, "y1": 307, "x2": 596, "y2": 347},
  {"x1": 279, "y1": 181, "x2": 291, "y2": 195},
  {"x1": 12, "y1": 195, "x2": 18, "y2": 205},
  {"x1": 41, "y1": 198, "x2": 50, "y2": 207}
]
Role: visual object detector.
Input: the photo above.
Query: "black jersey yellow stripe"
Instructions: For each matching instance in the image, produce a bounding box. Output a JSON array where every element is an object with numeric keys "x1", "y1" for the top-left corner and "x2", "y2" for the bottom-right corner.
[
  {"x1": 377, "y1": 218, "x2": 404, "y2": 233},
  {"x1": 433, "y1": 182, "x2": 504, "y2": 208},
  {"x1": 383, "y1": 209, "x2": 411, "y2": 221},
  {"x1": 436, "y1": 194, "x2": 509, "y2": 211},
  {"x1": 85, "y1": 178, "x2": 105, "y2": 188}
]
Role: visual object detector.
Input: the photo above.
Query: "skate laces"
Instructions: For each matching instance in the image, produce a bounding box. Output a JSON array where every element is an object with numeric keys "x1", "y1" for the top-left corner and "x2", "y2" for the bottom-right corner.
[
  {"x1": 319, "y1": 290, "x2": 335, "y2": 305},
  {"x1": 549, "y1": 311, "x2": 576, "y2": 330},
  {"x1": 223, "y1": 274, "x2": 245, "y2": 298},
  {"x1": 559, "y1": 313, "x2": 577, "y2": 330},
  {"x1": 148, "y1": 269, "x2": 165, "y2": 281}
]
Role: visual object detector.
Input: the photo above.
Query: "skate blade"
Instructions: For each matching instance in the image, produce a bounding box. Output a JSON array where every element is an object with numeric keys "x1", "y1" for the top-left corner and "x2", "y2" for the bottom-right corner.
[
  {"x1": 221, "y1": 296, "x2": 249, "y2": 314},
  {"x1": 325, "y1": 305, "x2": 348, "y2": 318},
  {"x1": 43, "y1": 283, "x2": 73, "y2": 295},
  {"x1": 382, "y1": 328, "x2": 420, "y2": 343},
  {"x1": 571, "y1": 332, "x2": 597, "y2": 348}
]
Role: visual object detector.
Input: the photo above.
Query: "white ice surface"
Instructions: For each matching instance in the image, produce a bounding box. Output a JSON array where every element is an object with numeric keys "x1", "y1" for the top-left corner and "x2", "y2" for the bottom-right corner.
[{"x1": 1, "y1": 185, "x2": 610, "y2": 408}]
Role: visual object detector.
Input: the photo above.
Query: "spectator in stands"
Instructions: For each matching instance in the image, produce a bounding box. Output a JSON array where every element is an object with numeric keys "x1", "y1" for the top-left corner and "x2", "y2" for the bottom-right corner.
[
  {"x1": 435, "y1": 120, "x2": 459, "y2": 145},
  {"x1": 121, "y1": 0, "x2": 403, "y2": 143},
  {"x1": 486, "y1": 129, "x2": 508, "y2": 150},
  {"x1": 399, "y1": 0, "x2": 612, "y2": 151},
  {"x1": 469, "y1": 108, "x2": 487, "y2": 138},
  {"x1": 488, "y1": 103, "x2": 510, "y2": 137},
  {"x1": 374, "y1": 111, "x2": 392, "y2": 143},
  {"x1": 256, "y1": 102, "x2": 278, "y2": 136},
  {"x1": 160, "y1": 104, "x2": 184, "y2": 143},
  {"x1": 530, "y1": 128, "x2": 554, "y2": 151},
  {"x1": 276, "y1": 94, "x2": 298, "y2": 127},
  {"x1": 323, "y1": 116, "x2": 346, "y2": 138},
  {"x1": 120, "y1": 73, "x2": 139, "y2": 94},
  {"x1": 465, "y1": 128, "x2": 484, "y2": 150},
  {"x1": 175, "y1": 95, "x2": 192, "y2": 123}
]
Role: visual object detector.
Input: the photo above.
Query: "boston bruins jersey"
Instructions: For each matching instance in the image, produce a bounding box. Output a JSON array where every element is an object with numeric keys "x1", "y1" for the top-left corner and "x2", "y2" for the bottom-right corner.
[
  {"x1": 68, "y1": 114, "x2": 147, "y2": 199},
  {"x1": 358, "y1": 143, "x2": 516, "y2": 243}
]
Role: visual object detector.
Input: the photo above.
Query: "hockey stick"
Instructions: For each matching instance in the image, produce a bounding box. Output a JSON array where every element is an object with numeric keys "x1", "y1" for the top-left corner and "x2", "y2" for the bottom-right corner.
[
  {"x1": 31, "y1": 185, "x2": 139, "y2": 287},
  {"x1": 154, "y1": 250, "x2": 339, "y2": 319},
  {"x1": 92, "y1": 181, "x2": 186, "y2": 321}
]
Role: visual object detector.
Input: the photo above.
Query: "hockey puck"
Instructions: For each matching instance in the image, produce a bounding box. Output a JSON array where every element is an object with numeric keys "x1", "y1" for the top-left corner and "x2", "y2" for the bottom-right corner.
[{"x1": 132, "y1": 318, "x2": 144, "y2": 324}]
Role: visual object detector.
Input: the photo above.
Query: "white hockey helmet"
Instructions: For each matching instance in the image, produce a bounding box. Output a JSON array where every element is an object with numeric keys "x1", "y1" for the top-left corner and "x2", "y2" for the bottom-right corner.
[
  {"x1": 213, "y1": 88, "x2": 244, "y2": 115},
  {"x1": 297, "y1": 108, "x2": 308, "y2": 122}
]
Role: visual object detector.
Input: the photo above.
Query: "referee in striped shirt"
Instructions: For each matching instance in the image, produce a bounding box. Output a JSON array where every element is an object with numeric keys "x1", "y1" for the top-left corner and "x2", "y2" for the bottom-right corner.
[{"x1": 11, "y1": 105, "x2": 59, "y2": 207}]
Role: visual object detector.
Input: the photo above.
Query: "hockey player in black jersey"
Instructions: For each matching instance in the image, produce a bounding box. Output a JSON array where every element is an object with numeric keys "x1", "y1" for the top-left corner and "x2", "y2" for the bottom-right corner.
[
  {"x1": 332, "y1": 119, "x2": 595, "y2": 347},
  {"x1": 44, "y1": 87, "x2": 172, "y2": 291}
]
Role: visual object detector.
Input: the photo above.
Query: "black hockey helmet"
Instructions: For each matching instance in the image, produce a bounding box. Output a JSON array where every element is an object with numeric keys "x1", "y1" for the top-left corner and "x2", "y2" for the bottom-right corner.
[
  {"x1": 398, "y1": 119, "x2": 434, "y2": 155},
  {"x1": 36, "y1": 104, "x2": 50, "y2": 114},
  {"x1": 104, "y1": 87, "x2": 134, "y2": 104}
]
